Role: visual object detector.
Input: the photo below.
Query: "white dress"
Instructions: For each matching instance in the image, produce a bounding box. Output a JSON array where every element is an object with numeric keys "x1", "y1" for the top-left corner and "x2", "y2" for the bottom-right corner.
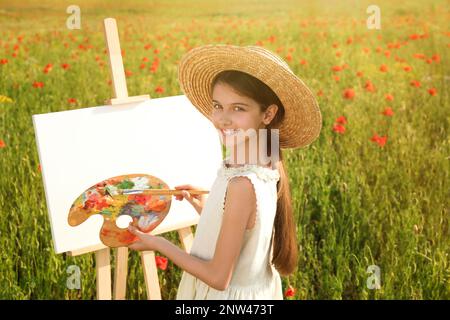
[{"x1": 176, "y1": 157, "x2": 283, "y2": 300}]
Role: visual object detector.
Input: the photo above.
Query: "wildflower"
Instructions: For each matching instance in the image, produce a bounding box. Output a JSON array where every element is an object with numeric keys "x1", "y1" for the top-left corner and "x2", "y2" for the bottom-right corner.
[
  {"x1": 335, "y1": 116, "x2": 347, "y2": 125},
  {"x1": 343, "y1": 88, "x2": 355, "y2": 99},
  {"x1": 33, "y1": 81, "x2": 44, "y2": 88},
  {"x1": 0, "y1": 95, "x2": 13, "y2": 103},
  {"x1": 370, "y1": 134, "x2": 388, "y2": 147},
  {"x1": 382, "y1": 107, "x2": 394, "y2": 116},
  {"x1": 0, "y1": 58, "x2": 8, "y2": 65},
  {"x1": 385, "y1": 94, "x2": 394, "y2": 101},
  {"x1": 364, "y1": 80, "x2": 376, "y2": 92},
  {"x1": 43, "y1": 63, "x2": 53, "y2": 73},
  {"x1": 68, "y1": 98, "x2": 77, "y2": 104},
  {"x1": 431, "y1": 54, "x2": 440, "y2": 63},
  {"x1": 410, "y1": 80, "x2": 421, "y2": 87},
  {"x1": 0, "y1": 139, "x2": 6, "y2": 148},
  {"x1": 155, "y1": 86, "x2": 164, "y2": 94},
  {"x1": 333, "y1": 124, "x2": 346, "y2": 134},
  {"x1": 428, "y1": 88, "x2": 437, "y2": 96},
  {"x1": 285, "y1": 285, "x2": 296, "y2": 298},
  {"x1": 61, "y1": 63, "x2": 70, "y2": 70},
  {"x1": 379, "y1": 64, "x2": 388, "y2": 72},
  {"x1": 403, "y1": 65, "x2": 412, "y2": 72},
  {"x1": 155, "y1": 256, "x2": 168, "y2": 270}
]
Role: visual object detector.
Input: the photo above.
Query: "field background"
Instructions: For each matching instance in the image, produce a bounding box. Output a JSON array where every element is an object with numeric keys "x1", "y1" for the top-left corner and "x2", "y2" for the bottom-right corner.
[{"x1": 0, "y1": 0, "x2": 449, "y2": 299}]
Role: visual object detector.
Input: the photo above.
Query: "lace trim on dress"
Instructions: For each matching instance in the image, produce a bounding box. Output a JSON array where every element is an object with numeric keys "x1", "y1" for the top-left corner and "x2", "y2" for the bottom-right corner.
[{"x1": 217, "y1": 159, "x2": 280, "y2": 183}]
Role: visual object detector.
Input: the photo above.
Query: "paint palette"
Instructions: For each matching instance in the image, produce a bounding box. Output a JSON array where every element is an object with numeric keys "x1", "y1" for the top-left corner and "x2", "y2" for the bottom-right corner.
[{"x1": 68, "y1": 174, "x2": 171, "y2": 247}]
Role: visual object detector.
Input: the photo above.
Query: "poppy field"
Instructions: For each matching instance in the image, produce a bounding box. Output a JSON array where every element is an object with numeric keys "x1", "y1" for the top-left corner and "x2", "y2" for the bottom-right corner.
[{"x1": 0, "y1": 0, "x2": 449, "y2": 299}]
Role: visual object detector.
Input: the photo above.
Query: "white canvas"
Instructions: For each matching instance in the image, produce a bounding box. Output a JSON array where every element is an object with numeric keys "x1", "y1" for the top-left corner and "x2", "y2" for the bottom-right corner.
[{"x1": 32, "y1": 94, "x2": 222, "y2": 254}]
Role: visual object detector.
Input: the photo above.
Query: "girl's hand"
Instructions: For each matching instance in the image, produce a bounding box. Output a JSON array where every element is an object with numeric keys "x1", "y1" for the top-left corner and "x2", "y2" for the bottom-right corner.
[
  {"x1": 127, "y1": 224, "x2": 159, "y2": 251},
  {"x1": 174, "y1": 184, "x2": 207, "y2": 215}
]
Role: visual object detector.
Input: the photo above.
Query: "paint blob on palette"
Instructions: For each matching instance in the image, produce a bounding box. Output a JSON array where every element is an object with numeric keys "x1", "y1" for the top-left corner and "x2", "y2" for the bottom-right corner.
[{"x1": 68, "y1": 174, "x2": 171, "y2": 247}]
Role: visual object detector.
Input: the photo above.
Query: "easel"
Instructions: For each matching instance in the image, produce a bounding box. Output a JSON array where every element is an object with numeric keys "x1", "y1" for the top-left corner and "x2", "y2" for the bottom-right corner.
[{"x1": 67, "y1": 18, "x2": 197, "y2": 300}]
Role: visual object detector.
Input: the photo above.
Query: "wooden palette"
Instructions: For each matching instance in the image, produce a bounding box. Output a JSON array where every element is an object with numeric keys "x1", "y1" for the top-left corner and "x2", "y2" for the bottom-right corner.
[{"x1": 68, "y1": 174, "x2": 172, "y2": 247}]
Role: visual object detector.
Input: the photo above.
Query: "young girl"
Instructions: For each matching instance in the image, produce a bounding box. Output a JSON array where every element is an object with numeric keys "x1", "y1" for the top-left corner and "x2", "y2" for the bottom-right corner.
[{"x1": 127, "y1": 44, "x2": 322, "y2": 299}]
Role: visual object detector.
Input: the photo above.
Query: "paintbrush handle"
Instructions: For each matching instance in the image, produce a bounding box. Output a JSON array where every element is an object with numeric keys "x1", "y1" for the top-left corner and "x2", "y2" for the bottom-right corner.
[{"x1": 121, "y1": 189, "x2": 209, "y2": 196}]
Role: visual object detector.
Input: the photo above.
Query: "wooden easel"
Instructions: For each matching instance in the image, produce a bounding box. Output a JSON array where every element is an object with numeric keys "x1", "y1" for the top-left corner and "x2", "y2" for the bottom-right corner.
[{"x1": 67, "y1": 18, "x2": 197, "y2": 300}]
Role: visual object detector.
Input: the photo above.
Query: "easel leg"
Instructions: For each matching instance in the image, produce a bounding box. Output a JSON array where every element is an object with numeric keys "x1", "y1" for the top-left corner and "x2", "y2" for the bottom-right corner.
[
  {"x1": 95, "y1": 248, "x2": 112, "y2": 300},
  {"x1": 178, "y1": 226, "x2": 194, "y2": 253},
  {"x1": 114, "y1": 247, "x2": 128, "y2": 300},
  {"x1": 141, "y1": 251, "x2": 162, "y2": 300}
]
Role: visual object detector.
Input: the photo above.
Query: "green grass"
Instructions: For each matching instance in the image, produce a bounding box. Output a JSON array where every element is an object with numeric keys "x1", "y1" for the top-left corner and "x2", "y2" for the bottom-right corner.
[{"x1": 0, "y1": 0, "x2": 449, "y2": 299}]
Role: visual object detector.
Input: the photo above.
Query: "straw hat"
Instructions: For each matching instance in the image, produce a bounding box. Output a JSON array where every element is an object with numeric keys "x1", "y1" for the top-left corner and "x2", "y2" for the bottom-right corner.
[{"x1": 177, "y1": 44, "x2": 322, "y2": 149}]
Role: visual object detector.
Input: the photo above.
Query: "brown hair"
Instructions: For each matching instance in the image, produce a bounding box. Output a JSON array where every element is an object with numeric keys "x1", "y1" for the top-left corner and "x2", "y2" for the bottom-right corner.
[{"x1": 210, "y1": 70, "x2": 298, "y2": 276}]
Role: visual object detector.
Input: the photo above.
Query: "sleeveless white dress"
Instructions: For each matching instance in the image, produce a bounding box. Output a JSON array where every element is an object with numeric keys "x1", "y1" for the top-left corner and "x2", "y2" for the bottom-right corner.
[{"x1": 176, "y1": 157, "x2": 283, "y2": 300}]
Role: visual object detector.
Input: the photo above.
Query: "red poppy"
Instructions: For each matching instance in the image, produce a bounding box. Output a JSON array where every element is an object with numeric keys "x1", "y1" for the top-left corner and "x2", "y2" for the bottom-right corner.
[
  {"x1": 38, "y1": 164, "x2": 41, "y2": 172},
  {"x1": 332, "y1": 65, "x2": 343, "y2": 72},
  {"x1": 356, "y1": 71, "x2": 364, "y2": 77},
  {"x1": 410, "y1": 80, "x2": 421, "y2": 87},
  {"x1": 343, "y1": 88, "x2": 355, "y2": 99},
  {"x1": 317, "y1": 90, "x2": 324, "y2": 97},
  {"x1": 428, "y1": 88, "x2": 437, "y2": 96},
  {"x1": 385, "y1": 94, "x2": 394, "y2": 101},
  {"x1": 431, "y1": 54, "x2": 440, "y2": 63},
  {"x1": 335, "y1": 116, "x2": 347, "y2": 125},
  {"x1": 382, "y1": 107, "x2": 394, "y2": 116},
  {"x1": 68, "y1": 98, "x2": 77, "y2": 104},
  {"x1": 155, "y1": 86, "x2": 164, "y2": 94},
  {"x1": 379, "y1": 64, "x2": 388, "y2": 72},
  {"x1": 370, "y1": 134, "x2": 388, "y2": 147},
  {"x1": 0, "y1": 59, "x2": 8, "y2": 65},
  {"x1": 0, "y1": 139, "x2": 6, "y2": 148},
  {"x1": 285, "y1": 54, "x2": 292, "y2": 62},
  {"x1": 43, "y1": 63, "x2": 53, "y2": 74},
  {"x1": 61, "y1": 63, "x2": 70, "y2": 70},
  {"x1": 32, "y1": 81, "x2": 44, "y2": 88},
  {"x1": 364, "y1": 80, "x2": 376, "y2": 92},
  {"x1": 155, "y1": 256, "x2": 168, "y2": 270},
  {"x1": 333, "y1": 75, "x2": 340, "y2": 82},
  {"x1": 333, "y1": 124, "x2": 346, "y2": 134},
  {"x1": 403, "y1": 65, "x2": 412, "y2": 72},
  {"x1": 285, "y1": 285, "x2": 296, "y2": 298},
  {"x1": 413, "y1": 53, "x2": 426, "y2": 59},
  {"x1": 299, "y1": 59, "x2": 307, "y2": 65}
]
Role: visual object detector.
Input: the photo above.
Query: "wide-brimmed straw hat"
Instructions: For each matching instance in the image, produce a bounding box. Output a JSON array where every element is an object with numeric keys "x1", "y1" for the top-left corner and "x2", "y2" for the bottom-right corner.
[{"x1": 177, "y1": 44, "x2": 322, "y2": 149}]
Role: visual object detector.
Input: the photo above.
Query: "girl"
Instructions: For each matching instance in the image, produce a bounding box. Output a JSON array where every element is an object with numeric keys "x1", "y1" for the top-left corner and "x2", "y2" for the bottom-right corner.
[{"x1": 127, "y1": 44, "x2": 322, "y2": 299}]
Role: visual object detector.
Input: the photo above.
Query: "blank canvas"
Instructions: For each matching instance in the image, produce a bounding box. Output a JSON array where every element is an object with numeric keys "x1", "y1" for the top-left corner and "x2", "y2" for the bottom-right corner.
[{"x1": 32, "y1": 94, "x2": 222, "y2": 254}]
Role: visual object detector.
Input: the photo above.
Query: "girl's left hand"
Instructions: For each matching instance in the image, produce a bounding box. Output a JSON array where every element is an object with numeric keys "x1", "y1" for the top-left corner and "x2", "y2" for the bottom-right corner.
[{"x1": 127, "y1": 224, "x2": 159, "y2": 251}]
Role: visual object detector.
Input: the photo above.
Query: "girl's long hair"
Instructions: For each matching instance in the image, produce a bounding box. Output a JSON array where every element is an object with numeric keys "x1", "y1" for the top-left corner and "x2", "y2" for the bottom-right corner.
[{"x1": 211, "y1": 70, "x2": 298, "y2": 276}]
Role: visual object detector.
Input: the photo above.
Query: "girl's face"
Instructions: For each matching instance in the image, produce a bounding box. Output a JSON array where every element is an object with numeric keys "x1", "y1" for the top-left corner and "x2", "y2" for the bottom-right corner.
[{"x1": 211, "y1": 82, "x2": 278, "y2": 163}]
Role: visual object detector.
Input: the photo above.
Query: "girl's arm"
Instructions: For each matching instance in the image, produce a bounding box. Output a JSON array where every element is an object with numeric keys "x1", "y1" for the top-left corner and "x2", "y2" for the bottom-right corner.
[{"x1": 128, "y1": 176, "x2": 256, "y2": 291}]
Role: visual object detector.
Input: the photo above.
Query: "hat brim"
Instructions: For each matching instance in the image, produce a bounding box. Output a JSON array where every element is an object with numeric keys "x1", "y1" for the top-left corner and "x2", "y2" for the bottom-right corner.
[{"x1": 178, "y1": 44, "x2": 322, "y2": 149}]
